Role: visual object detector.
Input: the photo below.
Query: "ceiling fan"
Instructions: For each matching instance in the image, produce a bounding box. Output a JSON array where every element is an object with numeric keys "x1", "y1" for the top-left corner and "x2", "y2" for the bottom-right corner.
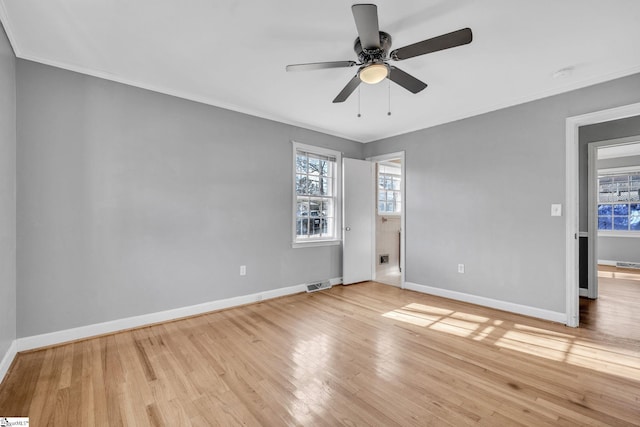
[{"x1": 286, "y1": 4, "x2": 473, "y2": 103}]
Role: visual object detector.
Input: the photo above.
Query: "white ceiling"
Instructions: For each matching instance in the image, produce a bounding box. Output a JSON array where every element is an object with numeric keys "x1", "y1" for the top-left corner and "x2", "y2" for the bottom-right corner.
[{"x1": 1, "y1": 0, "x2": 640, "y2": 143}]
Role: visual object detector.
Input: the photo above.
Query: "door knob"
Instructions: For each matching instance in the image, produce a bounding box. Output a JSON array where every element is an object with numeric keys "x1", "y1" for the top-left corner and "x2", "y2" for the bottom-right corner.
[{"x1": 345, "y1": 227, "x2": 351, "y2": 231}]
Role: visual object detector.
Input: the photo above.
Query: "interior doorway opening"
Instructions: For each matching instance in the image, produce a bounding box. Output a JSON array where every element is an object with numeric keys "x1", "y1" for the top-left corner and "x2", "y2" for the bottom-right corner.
[{"x1": 372, "y1": 155, "x2": 404, "y2": 287}]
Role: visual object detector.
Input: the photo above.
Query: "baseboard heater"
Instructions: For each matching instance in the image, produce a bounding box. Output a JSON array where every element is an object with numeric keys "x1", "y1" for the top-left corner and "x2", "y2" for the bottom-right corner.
[
  {"x1": 616, "y1": 261, "x2": 640, "y2": 269},
  {"x1": 306, "y1": 280, "x2": 332, "y2": 293}
]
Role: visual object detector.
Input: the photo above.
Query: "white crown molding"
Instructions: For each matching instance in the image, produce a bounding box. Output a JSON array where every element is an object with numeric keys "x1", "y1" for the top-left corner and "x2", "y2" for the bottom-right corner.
[
  {"x1": 403, "y1": 282, "x2": 567, "y2": 324},
  {"x1": 0, "y1": 1, "x2": 20, "y2": 56},
  {"x1": 13, "y1": 52, "x2": 640, "y2": 145},
  {"x1": 13, "y1": 52, "x2": 365, "y2": 144}
]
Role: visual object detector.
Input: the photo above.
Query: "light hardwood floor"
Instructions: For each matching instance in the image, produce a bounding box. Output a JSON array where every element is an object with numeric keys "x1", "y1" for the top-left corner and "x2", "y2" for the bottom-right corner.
[
  {"x1": 580, "y1": 265, "x2": 640, "y2": 342},
  {"x1": 1, "y1": 282, "x2": 639, "y2": 426}
]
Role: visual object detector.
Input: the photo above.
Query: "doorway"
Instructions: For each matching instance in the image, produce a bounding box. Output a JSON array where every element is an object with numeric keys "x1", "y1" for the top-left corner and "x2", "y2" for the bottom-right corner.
[
  {"x1": 566, "y1": 101, "x2": 640, "y2": 327},
  {"x1": 368, "y1": 152, "x2": 405, "y2": 287}
]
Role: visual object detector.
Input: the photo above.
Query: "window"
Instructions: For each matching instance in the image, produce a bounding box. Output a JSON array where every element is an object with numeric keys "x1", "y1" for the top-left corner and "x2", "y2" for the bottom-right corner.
[
  {"x1": 597, "y1": 171, "x2": 640, "y2": 232},
  {"x1": 293, "y1": 142, "x2": 341, "y2": 245},
  {"x1": 377, "y1": 163, "x2": 401, "y2": 215}
]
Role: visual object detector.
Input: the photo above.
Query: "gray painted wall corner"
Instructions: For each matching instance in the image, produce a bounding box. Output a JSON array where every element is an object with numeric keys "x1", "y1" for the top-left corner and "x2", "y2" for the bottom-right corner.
[{"x1": 0, "y1": 20, "x2": 17, "y2": 364}]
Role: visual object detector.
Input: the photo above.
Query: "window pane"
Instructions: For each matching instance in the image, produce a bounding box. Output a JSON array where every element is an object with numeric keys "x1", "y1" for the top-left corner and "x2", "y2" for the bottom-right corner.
[
  {"x1": 613, "y1": 216, "x2": 628, "y2": 230},
  {"x1": 320, "y1": 199, "x2": 332, "y2": 217},
  {"x1": 630, "y1": 204, "x2": 640, "y2": 230},
  {"x1": 599, "y1": 192, "x2": 614, "y2": 203},
  {"x1": 296, "y1": 200, "x2": 309, "y2": 217},
  {"x1": 308, "y1": 156, "x2": 321, "y2": 175},
  {"x1": 598, "y1": 216, "x2": 612, "y2": 230},
  {"x1": 296, "y1": 175, "x2": 309, "y2": 195},
  {"x1": 598, "y1": 204, "x2": 612, "y2": 216},
  {"x1": 631, "y1": 176, "x2": 640, "y2": 201},
  {"x1": 308, "y1": 176, "x2": 320, "y2": 195},
  {"x1": 392, "y1": 177, "x2": 401, "y2": 191},
  {"x1": 296, "y1": 218, "x2": 309, "y2": 236},
  {"x1": 395, "y1": 202, "x2": 402, "y2": 213},
  {"x1": 322, "y1": 217, "x2": 333, "y2": 236},
  {"x1": 613, "y1": 176, "x2": 629, "y2": 202},
  {"x1": 320, "y1": 177, "x2": 332, "y2": 196},
  {"x1": 613, "y1": 204, "x2": 629, "y2": 216},
  {"x1": 379, "y1": 202, "x2": 385, "y2": 212},
  {"x1": 386, "y1": 202, "x2": 394, "y2": 212},
  {"x1": 296, "y1": 154, "x2": 308, "y2": 174}
]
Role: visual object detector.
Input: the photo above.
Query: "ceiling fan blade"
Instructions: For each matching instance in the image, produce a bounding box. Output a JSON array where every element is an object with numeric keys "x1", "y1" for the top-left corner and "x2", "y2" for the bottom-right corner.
[
  {"x1": 390, "y1": 28, "x2": 472, "y2": 61},
  {"x1": 352, "y1": 4, "x2": 380, "y2": 49},
  {"x1": 333, "y1": 74, "x2": 361, "y2": 103},
  {"x1": 388, "y1": 66, "x2": 427, "y2": 94},
  {"x1": 286, "y1": 61, "x2": 357, "y2": 72}
]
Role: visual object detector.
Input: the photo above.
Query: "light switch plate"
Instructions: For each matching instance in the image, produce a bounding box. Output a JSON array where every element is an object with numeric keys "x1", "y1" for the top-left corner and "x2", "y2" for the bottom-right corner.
[{"x1": 551, "y1": 204, "x2": 562, "y2": 217}]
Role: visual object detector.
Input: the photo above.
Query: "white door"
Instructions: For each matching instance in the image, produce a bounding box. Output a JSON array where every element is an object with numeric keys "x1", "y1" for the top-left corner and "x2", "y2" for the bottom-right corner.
[{"x1": 343, "y1": 158, "x2": 374, "y2": 284}]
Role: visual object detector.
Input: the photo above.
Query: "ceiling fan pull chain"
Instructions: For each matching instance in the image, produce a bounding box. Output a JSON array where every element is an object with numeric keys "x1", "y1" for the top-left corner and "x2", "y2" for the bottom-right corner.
[
  {"x1": 357, "y1": 86, "x2": 362, "y2": 118},
  {"x1": 387, "y1": 79, "x2": 392, "y2": 116}
]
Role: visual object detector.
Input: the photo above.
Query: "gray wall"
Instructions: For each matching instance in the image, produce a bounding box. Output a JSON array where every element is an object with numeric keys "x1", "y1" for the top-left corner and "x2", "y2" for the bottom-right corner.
[
  {"x1": 0, "y1": 23, "x2": 16, "y2": 358},
  {"x1": 16, "y1": 60, "x2": 363, "y2": 338},
  {"x1": 597, "y1": 153, "x2": 640, "y2": 264},
  {"x1": 364, "y1": 72, "x2": 640, "y2": 314}
]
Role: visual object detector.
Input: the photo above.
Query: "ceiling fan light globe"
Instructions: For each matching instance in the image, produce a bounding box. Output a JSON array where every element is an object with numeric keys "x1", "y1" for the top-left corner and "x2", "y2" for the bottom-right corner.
[{"x1": 359, "y1": 63, "x2": 388, "y2": 84}]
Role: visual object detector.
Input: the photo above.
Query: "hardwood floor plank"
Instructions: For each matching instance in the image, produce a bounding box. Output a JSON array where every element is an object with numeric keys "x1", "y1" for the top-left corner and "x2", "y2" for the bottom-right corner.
[{"x1": 1, "y1": 281, "x2": 639, "y2": 426}]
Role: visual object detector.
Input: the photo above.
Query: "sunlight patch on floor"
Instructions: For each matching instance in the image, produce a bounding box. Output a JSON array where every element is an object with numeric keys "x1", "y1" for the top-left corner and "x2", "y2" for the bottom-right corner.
[{"x1": 383, "y1": 303, "x2": 640, "y2": 380}]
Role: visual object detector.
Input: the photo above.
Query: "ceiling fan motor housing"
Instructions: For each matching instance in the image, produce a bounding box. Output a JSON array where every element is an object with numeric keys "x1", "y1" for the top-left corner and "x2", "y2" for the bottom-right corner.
[{"x1": 354, "y1": 31, "x2": 392, "y2": 64}]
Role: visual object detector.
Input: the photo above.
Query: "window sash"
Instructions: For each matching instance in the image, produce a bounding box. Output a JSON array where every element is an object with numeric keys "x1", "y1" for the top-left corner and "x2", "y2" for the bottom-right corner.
[{"x1": 292, "y1": 142, "x2": 341, "y2": 244}]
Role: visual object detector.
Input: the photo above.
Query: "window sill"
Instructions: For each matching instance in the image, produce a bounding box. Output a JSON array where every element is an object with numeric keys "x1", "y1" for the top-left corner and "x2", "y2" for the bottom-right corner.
[
  {"x1": 598, "y1": 231, "x2": 640, "y2": 238},
  {"x1": 292, "y1": 239, "x2": 341, "y2": 248}
]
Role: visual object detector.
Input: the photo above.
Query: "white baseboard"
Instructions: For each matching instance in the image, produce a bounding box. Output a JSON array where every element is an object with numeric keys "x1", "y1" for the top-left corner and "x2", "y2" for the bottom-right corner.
[
  {"x1": 598, "y1": 259, "x2": 617, "y2": 266},
  {"x1": 404, "y1": 282, "x2": 567, "y2": 324},
  {"x1": 579, "y1": 288, "x2": 589, "y2": 298},
  {"x1": 0, "y1": 340, "x2": 17, "y2": 384},
  {"x1": 16, "y1": 281, "x2": 325, "y2": 352}
]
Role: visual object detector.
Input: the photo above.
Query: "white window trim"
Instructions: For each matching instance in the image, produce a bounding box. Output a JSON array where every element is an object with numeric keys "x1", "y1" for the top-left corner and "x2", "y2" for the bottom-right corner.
[
  {"x1": 292, "y1": 141, "x2": 342, "y2": 248},
  {"x1": 598, "y1": 231, "x2": 640, "y2": 238},
  {"x1": 596, "y1": 165, "x2": 640, "y2": 237}
]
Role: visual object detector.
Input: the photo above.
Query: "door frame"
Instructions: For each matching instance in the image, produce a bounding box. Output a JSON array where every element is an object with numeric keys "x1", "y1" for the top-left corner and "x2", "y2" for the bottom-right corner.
[
  {"x1": 366, "y1": 151, "x2": 406, "y2": 288},
  {"x1": 587, "y1": 136, "x2": 640, "y2": 299},
  {"x1": 565, "y1": 101, "x2": 640, "y2": 327}
]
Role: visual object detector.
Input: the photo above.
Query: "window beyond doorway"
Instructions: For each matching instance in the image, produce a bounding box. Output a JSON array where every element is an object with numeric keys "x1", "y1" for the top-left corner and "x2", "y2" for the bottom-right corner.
[
  {"x1": 377, "y1": 162, "x2": 401, "y2": 215},
  {"x1": 597, "y1": 171, "x2": 640, "y2": 231}
]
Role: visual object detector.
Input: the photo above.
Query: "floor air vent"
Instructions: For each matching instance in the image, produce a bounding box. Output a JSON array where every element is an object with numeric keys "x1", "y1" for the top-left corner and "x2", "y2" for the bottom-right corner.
[
  {"x1": 306, "y1": 281, "x2": 332, "y2": 293},
  {"x1": 616, "y1": 261, "x2": 640, "y2": 269}
]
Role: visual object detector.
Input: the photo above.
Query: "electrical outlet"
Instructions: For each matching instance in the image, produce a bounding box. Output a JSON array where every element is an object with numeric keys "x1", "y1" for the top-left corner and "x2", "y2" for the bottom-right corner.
[
  {"x1": 240, "y1": 265, "x2": 246, "y2": 276},
  {"x1": 458, "y1": 264, "x2": 465, "y2": 274}
]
